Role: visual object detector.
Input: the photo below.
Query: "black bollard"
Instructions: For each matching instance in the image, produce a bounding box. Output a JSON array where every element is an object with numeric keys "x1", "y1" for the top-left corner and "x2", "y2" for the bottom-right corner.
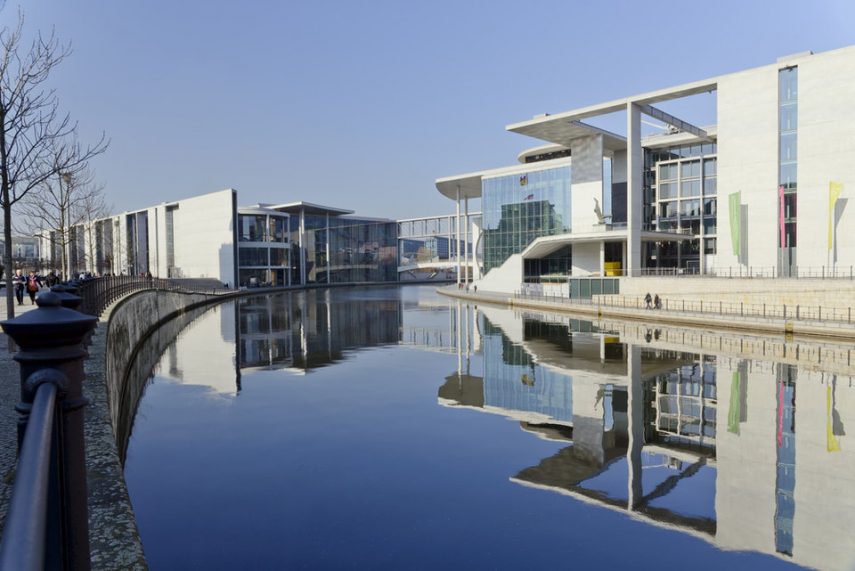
[
  {"x1": 49, "y1": 284, "x2": 84, "y2": 311},
  {"x1": 1, "y1": 292, "x2": 98, "y2": 570}
]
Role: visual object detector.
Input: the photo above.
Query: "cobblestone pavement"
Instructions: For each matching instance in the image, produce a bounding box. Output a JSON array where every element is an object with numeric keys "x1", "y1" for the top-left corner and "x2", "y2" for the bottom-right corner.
[{"x1": 0, "y1": 300, "x2": 41, "y2": 535}]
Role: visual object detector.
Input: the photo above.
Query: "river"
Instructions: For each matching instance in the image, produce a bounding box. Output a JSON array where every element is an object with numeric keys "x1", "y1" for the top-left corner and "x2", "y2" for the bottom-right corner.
[{"x1": 123, "y1": 285, "x2": 855, "y2": 570}]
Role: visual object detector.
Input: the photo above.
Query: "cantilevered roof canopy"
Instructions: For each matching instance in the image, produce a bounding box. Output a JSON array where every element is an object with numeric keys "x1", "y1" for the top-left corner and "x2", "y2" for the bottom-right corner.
[
  {"x1": 522, "y1": 229, "x2": 694, "y2": 260},
  {"x1": 435, "y1": 171, "x2": 483, "y2": 201},
  {"x1": 264, "y1": 201, "x2": 355, "y2": 216},
  {"x1": 507, "y1": 120, "x2": 627, "y2": 151},
  {"x1": 506, "y1": 75, "x2": 719, "y2": 142}
]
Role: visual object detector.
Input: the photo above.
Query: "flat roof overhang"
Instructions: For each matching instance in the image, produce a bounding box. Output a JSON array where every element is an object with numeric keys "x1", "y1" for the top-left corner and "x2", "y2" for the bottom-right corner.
[
  {"x1": 522, "y1": 229, "x2": 694, "y2": 259},
  {"x1": 264, "y1": 201, "x2": 355, "y2": 216},
  {"x1": 506, "y1": 76, "x2": 719, "y2": 144},
  {"x1": 435, "y1": 171, "x2": 483, "y2": 201},
  {"x1": 507, "y1": 120, "x2": 627, "y2": 152}
]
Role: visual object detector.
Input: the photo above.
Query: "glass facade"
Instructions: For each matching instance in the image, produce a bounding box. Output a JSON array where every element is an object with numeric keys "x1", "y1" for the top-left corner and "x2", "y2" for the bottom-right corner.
[
  {"x1": 779, "y1": 67, "x2": 798, "y2": 276},
  {"x1": 289, "y1": 213, "x2": 398, "y2": 285},
  {"x1": 482, "y1": 165, "x2": 571, "y2": 273},
  {"x1": 523, "y1": 246, "x2": 571, "y2": 283},
  {"x1": 237, "y1": 212, "x2": 291, "y2": 287},
  {"x1": 649, "y1": 144, "x2": 717, "y2": 270},
  {"x1": 397, "y1": 216, "x2": 470, "y2": 268}
]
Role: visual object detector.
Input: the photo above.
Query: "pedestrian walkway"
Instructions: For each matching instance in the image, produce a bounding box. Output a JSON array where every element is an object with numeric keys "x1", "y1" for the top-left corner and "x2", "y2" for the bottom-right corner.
[{"x1": 437, "y1": 285, "x2": 855, "y2": 340}]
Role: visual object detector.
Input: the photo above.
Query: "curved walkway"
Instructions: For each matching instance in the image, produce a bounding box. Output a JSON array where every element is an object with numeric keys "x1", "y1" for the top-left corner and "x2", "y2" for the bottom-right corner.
[{"x1": 438, "y1": 285, "x2": 855, "y2": 340}]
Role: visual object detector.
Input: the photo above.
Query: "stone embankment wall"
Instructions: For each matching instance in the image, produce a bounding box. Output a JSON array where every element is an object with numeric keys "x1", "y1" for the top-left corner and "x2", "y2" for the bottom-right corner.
[
  {"x1": 86, "y1": 289, "x2": 237, "y2": 570},
  {"x1": 617, "y1": 277, "x2": 855, "y2": 308},
  {"x1": 104, "y1": 290, "x2": 233, "y2": 434}
]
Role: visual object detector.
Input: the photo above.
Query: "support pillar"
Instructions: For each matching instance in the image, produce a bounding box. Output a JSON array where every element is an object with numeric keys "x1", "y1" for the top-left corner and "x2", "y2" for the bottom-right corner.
[
  {"x1": 456, "y1": 186, "x2": 461, "y2": 285},
  {"x1": 464, "y1": 197, "x2": 469, "y2": 283},
  {"x1": 299, "y1": 209, "x2": 307, "y2": 286},
  {"x1": 627, "y1": 343, "x2": 643, "y2": 509},
  {"x1": 627, "y1": 102, "x2": 643, "y2": 277}
]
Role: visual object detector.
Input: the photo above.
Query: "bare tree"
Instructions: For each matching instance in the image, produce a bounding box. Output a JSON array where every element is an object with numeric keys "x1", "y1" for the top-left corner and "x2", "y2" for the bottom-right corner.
[
  {"x1": 19, "y1": 146, "x2": 107, "y2": 280},
  {"x1": 0, "y1": 12, "x2": 107, "y2": 317},
  {"x1": 79, "y1": 181, "x2": 110, "y2": 275}
]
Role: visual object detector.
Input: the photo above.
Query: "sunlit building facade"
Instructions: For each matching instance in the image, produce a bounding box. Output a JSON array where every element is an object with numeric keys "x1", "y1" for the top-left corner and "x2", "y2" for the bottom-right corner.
[
  {"x1": 42, "y1": 190, "x2": 398, "y2": 287},
  {"x1": 436, "y1": 46, "x2": 855, "y2": 292}
]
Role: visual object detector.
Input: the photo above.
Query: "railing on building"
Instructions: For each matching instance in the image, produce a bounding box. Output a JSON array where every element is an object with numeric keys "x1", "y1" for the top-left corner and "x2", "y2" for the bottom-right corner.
[
  {"x1": 510, "y1": 289, "x2": 855, "y2": 328},
  {"x1": 556, "y1": 266, "x2": 855, "y2": 279}
]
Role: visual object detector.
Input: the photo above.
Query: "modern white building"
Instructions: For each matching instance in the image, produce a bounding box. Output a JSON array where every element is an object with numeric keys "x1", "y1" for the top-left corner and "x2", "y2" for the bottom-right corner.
[
  {"x1": 40, "y1": 189, "x2": 399, "y2": 287},
  {"x1": 436, "y1": 45, "x2": 855, "y2": 293}
]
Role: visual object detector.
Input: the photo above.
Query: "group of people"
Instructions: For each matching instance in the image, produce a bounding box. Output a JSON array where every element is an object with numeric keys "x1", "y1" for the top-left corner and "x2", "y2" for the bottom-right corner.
[
  {"x1": 12, "y1": 270, "x2": 59, "y2": 305},
  {"x1": 644, "y1": 292, "x2": 662, "y2": 310}
]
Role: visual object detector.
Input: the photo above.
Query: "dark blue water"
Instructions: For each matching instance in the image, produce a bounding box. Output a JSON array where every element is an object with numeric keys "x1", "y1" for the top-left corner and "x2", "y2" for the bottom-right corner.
[{"x1": 124, "y1": 285, "x2": 855, "y2": 570}]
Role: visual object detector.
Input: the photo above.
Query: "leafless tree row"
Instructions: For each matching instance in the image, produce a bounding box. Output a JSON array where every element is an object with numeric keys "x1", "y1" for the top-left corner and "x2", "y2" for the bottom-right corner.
[{"x1": 0, "y1": 11, "x2": 108, "y2": 317}]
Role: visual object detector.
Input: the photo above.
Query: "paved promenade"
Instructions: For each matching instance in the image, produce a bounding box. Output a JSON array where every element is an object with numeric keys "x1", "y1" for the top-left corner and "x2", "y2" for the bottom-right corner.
[{"x1": 438, "y1": 284, "x2": 855, "y2": 340}]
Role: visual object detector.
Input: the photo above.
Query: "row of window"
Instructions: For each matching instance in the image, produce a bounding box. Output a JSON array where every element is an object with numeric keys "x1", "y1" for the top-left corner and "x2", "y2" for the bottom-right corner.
[
  {"x1": 659, "y1": 198, "x2": 717, "y2": 220},
  {"x1": 659, "y1": 178, "x2": 717, "y2": 199},
  {"x1": 238, "y1": 214, "x2": 289, "y2": 243},
  {"x1": 238, "y1": 246, "x2": 289, "y2": 267},
  {"x1": 658, "y1": 158, "x2": 717, "y2": 181}
]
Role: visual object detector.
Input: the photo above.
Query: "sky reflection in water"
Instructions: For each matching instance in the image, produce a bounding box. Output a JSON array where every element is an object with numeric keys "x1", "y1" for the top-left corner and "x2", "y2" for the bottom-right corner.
[{"x1": 123, "y1": 285, "x2": 854, "y2": 570}]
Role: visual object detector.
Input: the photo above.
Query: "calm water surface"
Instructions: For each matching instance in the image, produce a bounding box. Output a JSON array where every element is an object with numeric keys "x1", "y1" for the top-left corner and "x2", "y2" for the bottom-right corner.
[{"x1": 123, "y1": 285, "x2": 855, "y2": 570}]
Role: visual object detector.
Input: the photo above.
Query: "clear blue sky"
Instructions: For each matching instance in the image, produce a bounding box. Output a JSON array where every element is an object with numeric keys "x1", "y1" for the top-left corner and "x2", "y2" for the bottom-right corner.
[{"x1": 9, "y1": 0, "x2": 855, "y2": 219}]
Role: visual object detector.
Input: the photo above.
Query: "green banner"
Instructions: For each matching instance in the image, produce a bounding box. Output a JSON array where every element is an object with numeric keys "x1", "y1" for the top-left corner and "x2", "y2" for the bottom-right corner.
[
  {"x1": 729, "y1": 192, "x2": 741, "y2": 256},
  {"x1": 728, "y1": 370, "x2": 742, "y2": 435}
]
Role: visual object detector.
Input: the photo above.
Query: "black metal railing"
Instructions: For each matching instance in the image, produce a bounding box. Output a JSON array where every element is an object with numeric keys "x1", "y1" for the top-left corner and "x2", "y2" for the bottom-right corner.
[
  {"x1": 74, "y1": 276, "x2": 233, "y2": 317},
  {"x1": 0, "y1": 382, "x2": 57, "y2": 571},
  {"x1": 0, "y1": 278, "x2": 233, "y2": 570},
  {"x1": 510, "y1": 290, "x2": 855, "y2": 327},
  {"x1": 0, "y1": 293, "x2": 98, "y2": 571}
]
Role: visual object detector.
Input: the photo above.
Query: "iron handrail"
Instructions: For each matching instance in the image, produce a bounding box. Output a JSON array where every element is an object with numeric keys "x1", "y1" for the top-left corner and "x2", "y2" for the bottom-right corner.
[{"x1": 0, "y1": 382, "x2": 58, "y2": 571}]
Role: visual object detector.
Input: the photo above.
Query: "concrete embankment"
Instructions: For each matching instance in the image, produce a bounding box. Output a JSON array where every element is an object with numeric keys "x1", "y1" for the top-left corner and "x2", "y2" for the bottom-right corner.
[
  {"x1": 89, "y1": 289, "x2": 242, "y2": 569},
  {"x1": 438, "y1": 286, "x2": 855, "y2": 341}
]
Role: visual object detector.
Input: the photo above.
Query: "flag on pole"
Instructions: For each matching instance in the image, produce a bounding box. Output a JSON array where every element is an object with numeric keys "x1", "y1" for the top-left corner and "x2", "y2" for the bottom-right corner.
[
  {"x1": 828, "y1": 181, "x2": 843, "y2": 251},
  {"x1": 778, "y1": 185, "x2": 786, "y2": 247},
  {"x1": 729, "y1": 191, "x2": 741, "y2": 256}
]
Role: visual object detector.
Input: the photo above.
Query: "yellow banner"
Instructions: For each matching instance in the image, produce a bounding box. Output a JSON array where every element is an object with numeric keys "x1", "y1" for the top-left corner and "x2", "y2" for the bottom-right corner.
[{"x1": 829, "y1": 181, "x2": 843, "y2": 251}]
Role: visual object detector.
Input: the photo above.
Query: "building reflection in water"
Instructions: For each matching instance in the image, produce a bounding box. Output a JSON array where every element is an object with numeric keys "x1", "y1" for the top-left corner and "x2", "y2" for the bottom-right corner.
[
  {"x1": 438, "y1": 301, "x2": 855, "y2": 571},
  {"x1": 237, "y1": 290, "x2": 402, "y2": 374},
  {"x1": 150, "y1": 289, "x2": 855, "y2": 570}
]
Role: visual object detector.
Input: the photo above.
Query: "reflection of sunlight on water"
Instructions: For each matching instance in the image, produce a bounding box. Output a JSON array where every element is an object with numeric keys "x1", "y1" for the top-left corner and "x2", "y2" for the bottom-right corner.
[
  {"x1": 125, "y1": 286, "x2": 855, "y2": 571},
  {"x1": 442, "y1": 298, "x2": 855, "y2": 571},
  {"x1": 154, "y1": 303, "x2": 240, "y2": 399}
]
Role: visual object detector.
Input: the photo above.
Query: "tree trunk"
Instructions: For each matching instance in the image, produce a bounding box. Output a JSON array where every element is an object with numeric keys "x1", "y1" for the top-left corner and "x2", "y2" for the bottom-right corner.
[{"x1": 3, "y1": 192, "x2": 12, "y2": 319}]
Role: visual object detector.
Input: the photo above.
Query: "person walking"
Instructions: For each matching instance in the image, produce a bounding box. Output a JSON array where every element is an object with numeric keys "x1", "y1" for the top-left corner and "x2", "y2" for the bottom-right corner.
[
  {"x1": 25, "y1": 271, "x2": 41, "y2": 305},
  {"x1": 644, "y1": 292, "x2": 652, "y2": 309},
  {"x1": 13, "y1": 269, "x2": 25, "y2": 305},
  {"x1": 654, "y1": 294, "x2": 661, "y2": 310}
]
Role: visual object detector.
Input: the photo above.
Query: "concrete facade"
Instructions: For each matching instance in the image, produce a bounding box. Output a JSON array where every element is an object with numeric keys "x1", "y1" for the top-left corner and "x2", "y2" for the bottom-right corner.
[{"x1": 436, "y1": 45, "x2": 855, "y2": 296}]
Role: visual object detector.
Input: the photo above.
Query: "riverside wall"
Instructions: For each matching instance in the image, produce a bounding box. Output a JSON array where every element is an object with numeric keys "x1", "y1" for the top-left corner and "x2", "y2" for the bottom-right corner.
[
  {"x1": 616, "y1": 276, "x2": 855, "y2": 308},
  {"x1": 86, "y1": 289, "x2": 238, "y2": 570}
]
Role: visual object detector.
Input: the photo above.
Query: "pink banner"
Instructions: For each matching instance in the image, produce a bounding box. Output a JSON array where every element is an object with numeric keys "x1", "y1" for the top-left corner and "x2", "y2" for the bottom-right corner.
[{"x1": 779, "y1": 185, "x2": 786, "y2": 247}]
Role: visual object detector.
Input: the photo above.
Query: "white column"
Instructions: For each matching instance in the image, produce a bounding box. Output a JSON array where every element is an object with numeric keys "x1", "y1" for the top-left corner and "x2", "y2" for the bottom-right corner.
[
  {"x1": 299, "y1": 209, "x2": 306, "y2": 286},
  {"x1": 456, "y1": 186, "x2": 461, "y2": 285},
  {"x1": 464, "y1": 197, "x2": 469, "y2": 283},
  {"x1": 627, "y1": 343, "x2": 643, "y2": 509},
  {"x1": 599, "y1": 240, "x2": 606, "y2": 277},
  {"x1": 627, "y1": 102, "x2": 643, "y2": 276},
  {"x1": 325, "y1": 212, "x2": 331, "y2": 284}
]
